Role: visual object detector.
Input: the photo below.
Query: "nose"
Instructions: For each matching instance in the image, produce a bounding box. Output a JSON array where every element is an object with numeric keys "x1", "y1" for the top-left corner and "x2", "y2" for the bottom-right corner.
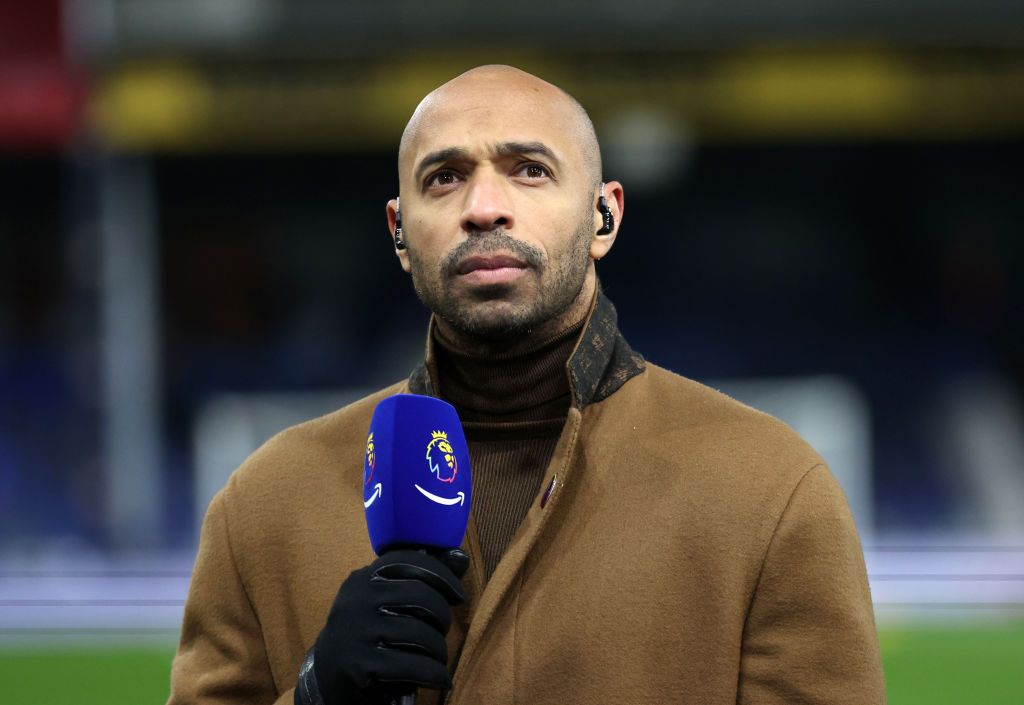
[{"x1": 460, "y1": 168, "x2": 514, "y2": 234}]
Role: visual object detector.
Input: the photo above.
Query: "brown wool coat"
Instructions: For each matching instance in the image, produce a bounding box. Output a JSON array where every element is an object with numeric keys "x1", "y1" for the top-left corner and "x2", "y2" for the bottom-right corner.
[{"x1": 169, "y1": 296, "x2": 886, "y2": 704}]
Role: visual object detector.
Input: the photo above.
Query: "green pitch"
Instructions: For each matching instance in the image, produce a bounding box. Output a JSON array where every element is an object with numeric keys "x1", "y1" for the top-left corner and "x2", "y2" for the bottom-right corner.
[
  {"x1": 0, "y1": 644, "x2": 175, "y2": 704},
  {"x1": 879, "y1": 622, "x2": 1024, "y2": 704},
  {"x1": 1, "y1": 623, "x2": 1022, "y2": 704}
]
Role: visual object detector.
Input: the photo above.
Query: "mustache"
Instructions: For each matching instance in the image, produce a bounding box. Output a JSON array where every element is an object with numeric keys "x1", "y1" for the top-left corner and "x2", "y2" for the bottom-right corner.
[{"x1": 441, "y1": 231, "x2": 546, "y2": 276}]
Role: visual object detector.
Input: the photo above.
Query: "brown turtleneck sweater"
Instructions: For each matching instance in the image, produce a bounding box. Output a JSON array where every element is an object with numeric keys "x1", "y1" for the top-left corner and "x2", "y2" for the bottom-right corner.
[{"x1": 433, "y1": 319, "x2": 584, "y2": 579}]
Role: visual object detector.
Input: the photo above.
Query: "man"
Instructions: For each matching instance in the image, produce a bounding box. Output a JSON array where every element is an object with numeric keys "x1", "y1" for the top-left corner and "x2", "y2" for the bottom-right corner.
[{"x1": 170, "y1": 65, "x2": 886, "y2": 704}]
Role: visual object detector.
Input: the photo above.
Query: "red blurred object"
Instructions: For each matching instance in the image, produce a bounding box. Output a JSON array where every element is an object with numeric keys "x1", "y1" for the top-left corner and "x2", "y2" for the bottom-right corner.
[{"x1": 0, "y1": 0, "x2": 87, "y2": 149}]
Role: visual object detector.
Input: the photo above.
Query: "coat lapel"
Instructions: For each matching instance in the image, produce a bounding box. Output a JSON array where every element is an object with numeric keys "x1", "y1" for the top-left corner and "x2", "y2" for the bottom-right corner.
[{"x1": 405, "y1": 288, "x2": 645, "y2": 695}]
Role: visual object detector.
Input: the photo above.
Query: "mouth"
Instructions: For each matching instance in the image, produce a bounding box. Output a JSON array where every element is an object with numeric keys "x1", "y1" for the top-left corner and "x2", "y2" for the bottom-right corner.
[{"x1": 455, "y1": 254, "x2": 530, "y2": 285}]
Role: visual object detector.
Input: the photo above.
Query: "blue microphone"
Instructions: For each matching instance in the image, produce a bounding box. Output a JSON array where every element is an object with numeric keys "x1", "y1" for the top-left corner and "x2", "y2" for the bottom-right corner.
[{"x1": 363, "y1": 393, "x2": 473, "y2": 555}]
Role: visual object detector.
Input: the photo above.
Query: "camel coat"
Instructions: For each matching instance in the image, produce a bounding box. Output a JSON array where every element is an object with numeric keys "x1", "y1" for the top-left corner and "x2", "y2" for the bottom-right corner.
[{"x1": 169, "y1": 294, "x2": 886, "y2": 704}]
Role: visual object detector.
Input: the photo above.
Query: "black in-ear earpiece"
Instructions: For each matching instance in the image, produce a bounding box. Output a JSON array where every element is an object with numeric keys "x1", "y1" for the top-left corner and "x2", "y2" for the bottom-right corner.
[
  {"x1": 597, "y1": 183, "x2": 614, "y2": 235},
  {"x1": 393, "y1": 199, "x2": 406, "y2": 250}
]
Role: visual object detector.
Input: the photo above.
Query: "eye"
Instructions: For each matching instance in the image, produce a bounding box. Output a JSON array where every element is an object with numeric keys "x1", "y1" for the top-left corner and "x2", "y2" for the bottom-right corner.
[
  {"x1": 425, "y1": 169, "x2": 461, "y2": 189},
  {"x1": 516, "y1": 163, "x2": 551, "y2": 179}
]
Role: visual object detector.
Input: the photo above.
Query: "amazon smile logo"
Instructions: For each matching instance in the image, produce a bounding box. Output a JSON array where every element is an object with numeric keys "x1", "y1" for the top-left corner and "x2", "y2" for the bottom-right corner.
[
  {"x1": 414, "y1": 484, "x2": 465, "y2": 506},
  {"x1": 363, "y1": 482, "x2": 382, "y2": 508}
]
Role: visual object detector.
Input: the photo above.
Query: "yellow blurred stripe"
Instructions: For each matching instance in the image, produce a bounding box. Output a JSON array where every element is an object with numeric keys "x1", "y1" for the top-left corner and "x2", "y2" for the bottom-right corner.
[
  {"x1": 91, "y1": 65, "x2": 212, "y2": 149},
  {"x1": 89, "y1": 49, "x2": 1024, "y2": 150}
]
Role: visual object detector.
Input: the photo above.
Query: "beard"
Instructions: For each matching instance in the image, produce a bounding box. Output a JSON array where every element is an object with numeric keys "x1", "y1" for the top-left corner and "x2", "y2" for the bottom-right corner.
[{"x1": 406, "y1": 209, "x2": 592, "y2": 341}]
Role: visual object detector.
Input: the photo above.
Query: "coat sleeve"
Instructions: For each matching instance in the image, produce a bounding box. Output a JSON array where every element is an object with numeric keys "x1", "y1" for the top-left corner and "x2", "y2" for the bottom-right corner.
[
  {"x1": 737, "y1": 464, "x2": 887, "y2": 704},
  {"x1": 168, "y1": 486, "x2": 295, "y2": 705}
]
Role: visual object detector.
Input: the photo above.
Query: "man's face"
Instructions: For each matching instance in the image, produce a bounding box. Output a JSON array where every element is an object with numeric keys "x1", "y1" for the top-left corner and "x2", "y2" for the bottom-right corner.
[{"x1": 394, "y1": 75, "x2": 599, "y2": 340}]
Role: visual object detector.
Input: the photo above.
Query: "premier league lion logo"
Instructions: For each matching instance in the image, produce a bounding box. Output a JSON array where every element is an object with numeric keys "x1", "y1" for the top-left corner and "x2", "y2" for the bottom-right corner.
[
  {"x1": 364, "y1": 432, "x2": 376, "y2": 485},
  {"x1": 425, "y1": 430, "x2": 458, "y2": 483}
]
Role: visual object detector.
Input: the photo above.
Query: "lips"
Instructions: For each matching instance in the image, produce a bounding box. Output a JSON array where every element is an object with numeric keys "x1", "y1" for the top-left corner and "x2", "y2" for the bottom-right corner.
[
  {"x1": 456, "y1": 254, "x2": 528, "y2": 275},
  {"x1": 453, "y1": 253, "x2": 530, "y2": 287}
]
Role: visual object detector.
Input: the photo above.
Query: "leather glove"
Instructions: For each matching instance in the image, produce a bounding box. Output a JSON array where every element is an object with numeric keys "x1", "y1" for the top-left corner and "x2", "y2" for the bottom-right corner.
[{"x1": 296, "y1": 548, "x2": 469, "y2": 705}]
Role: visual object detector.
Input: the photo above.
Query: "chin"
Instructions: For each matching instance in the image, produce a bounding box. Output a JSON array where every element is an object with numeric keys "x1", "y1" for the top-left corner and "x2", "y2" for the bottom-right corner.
[{"x1": 449, "y1": 299, "x2": 541, "y2": 339}]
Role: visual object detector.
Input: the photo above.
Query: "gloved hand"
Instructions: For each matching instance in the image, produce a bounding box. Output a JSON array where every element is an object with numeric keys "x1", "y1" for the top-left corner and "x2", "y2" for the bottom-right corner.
[{"x1": 296, "y1": 548, "x2": 469, "y2": 705}]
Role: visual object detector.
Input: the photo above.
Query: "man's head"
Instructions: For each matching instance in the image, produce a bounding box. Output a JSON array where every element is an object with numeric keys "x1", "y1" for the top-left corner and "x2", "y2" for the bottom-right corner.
[{"x1": 386, "y1": 65, "x2": 623, "y2": 347}]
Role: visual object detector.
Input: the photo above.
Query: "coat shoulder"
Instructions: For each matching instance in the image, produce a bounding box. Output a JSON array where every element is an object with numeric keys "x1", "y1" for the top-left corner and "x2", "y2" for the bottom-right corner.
[
  {"x1": 217, "y1": 380, "x2": 408, "y2": 522},
  {"x1": 630, "y1": 362, "x2": 817, "y2": 440},
  {"x1": 607, "y1": 362, "x2": 827, "y2": 492},
  {"x1": 589, "y1": 363, "x2": 853, "y2": 585}
]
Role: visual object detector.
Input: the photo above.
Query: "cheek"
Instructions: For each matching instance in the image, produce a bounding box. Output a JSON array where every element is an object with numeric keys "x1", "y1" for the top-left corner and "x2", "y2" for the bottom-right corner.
[
  {"x1": 408, "y1": 220, "x2": 459, "y2": 269},
  {"x1": 406, "y1": 231, "x2": 439, "y2": 267},
  {"x1": 521, "y1": 208, "x2": 574, "y2": 253},
  {"x1": 537, "y1": 206, "x2": 591, "y2": 265}
]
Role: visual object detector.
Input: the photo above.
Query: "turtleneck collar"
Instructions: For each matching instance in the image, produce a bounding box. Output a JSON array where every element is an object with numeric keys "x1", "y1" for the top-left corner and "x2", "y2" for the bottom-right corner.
[
  {"x1": 433, "y1": 316, "x2": 585, "y2": 423},
  {"x1": 408, "y1": 285, "x2": 646, "y2": 411}
]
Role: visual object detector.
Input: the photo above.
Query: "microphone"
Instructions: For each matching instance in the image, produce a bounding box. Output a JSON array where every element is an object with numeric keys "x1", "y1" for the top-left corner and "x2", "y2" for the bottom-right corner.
[{"x1": 362, "y1": 393, "x2": 473, "y2": 704}]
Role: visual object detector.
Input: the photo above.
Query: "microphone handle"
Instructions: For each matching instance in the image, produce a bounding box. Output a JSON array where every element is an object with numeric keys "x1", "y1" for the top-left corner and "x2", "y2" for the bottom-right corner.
[
  {"x1": 389, "y1": 546, "x2": 435, "y2": 705},
  {"x1": 385, "y1": 545, "x2": 464, "y2": 705}
]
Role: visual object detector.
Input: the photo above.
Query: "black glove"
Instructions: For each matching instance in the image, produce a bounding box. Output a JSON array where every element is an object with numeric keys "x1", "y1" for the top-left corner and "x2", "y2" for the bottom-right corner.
[{"x1": 296, "y1": 548, "x2": 469, "y2": 705}]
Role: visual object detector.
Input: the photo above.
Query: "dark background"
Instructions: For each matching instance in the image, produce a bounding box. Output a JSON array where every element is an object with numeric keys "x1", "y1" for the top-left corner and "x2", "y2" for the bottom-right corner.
[{"x1": 2, "y1": 0, "x2": 1023, "y2": 552}]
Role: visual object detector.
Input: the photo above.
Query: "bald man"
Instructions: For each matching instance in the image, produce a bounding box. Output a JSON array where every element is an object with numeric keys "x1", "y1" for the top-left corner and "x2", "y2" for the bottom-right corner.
[{"x1": 169, "y1": 66, "x2": 886, "y2": 705}]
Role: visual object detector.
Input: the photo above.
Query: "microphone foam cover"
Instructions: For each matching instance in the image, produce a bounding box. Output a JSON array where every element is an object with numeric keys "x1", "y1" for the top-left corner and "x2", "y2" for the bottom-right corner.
[{"x1": 363, "y1": 394, "x2": 472, "y2": 555}]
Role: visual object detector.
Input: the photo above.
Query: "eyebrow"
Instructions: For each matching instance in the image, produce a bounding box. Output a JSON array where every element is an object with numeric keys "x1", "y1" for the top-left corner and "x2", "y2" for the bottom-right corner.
[
  {"x1": 414, "y1": 141, "x2": 562, "y2": 181},
  {"x1": 495, "y1": 141, "x2": 561, "y2": 167},
  {"x1": 414, "y1": 147, "x2": 470, "y2": 181}
]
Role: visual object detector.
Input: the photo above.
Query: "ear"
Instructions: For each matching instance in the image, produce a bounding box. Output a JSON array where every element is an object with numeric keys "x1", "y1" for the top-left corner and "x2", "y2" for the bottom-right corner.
[
  {"x1": 590, "y1": 180, "x2": 624, "y2": 261},
  {"x1": 386, "y1": 198, "x2": 411, "y2": 273}
]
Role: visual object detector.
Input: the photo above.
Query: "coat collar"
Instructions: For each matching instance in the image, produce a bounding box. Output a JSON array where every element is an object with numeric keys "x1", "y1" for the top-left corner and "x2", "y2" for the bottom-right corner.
[{"x1": 407, "y1": 288, "x2": 645, "y2": 409}]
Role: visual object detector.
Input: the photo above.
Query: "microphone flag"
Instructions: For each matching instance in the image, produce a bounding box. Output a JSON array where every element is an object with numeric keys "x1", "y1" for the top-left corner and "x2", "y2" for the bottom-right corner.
[{"x1": 363, "y1": 394, "x2": 472, "y2": 555}]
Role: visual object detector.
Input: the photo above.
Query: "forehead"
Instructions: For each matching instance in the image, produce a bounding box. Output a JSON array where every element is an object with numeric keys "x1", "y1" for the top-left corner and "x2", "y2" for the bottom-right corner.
[{"x1": 401, "y1": 80, "x2": 586, "y2": 177}]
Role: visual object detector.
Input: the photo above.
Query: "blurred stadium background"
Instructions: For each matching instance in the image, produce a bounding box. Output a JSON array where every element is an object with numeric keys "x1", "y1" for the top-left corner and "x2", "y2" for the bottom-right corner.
[{"x1": 2, "y1": 0, "x2": 1023, "y2": 702}]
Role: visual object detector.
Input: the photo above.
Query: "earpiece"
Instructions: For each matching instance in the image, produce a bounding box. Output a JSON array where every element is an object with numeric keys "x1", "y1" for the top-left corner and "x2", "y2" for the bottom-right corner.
[
  {"x1": 596, "y1": 183, "x2": 614, "y2": 235},
  {"x1": 393, "y1": 197, "x2": 406, "y2": 250}
]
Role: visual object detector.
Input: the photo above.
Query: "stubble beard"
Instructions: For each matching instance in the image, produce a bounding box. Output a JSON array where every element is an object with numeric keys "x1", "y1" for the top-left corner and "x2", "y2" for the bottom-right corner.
[{"x1": 407, "y1": 214, "x2": 592, "y2": 341}]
